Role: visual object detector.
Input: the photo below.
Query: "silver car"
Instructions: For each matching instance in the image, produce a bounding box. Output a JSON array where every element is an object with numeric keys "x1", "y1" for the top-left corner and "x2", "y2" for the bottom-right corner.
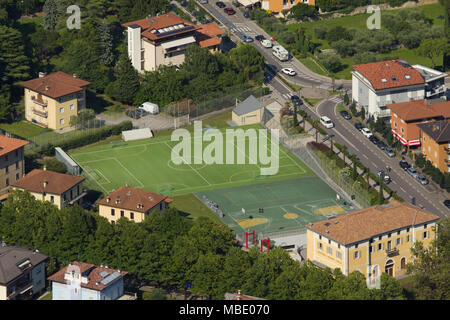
[
  {"x1": 384, "y1": 147, "x2": 395, "y2": 157},
  {"x1": 407, "y1": 167, "x2": 419, "y2": 179},
  {"x1": 417, "y1": 175, "x2": 429, "y2": 185}
]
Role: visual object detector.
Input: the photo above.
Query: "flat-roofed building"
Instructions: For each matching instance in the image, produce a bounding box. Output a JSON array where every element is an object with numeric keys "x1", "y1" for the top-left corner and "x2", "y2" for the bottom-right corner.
[
  {"x1": 412, "y1": 64, "x2": 447, "y2": 100},
  {"x1": 11, "y1": 168, "x2": 86, "y2": 209},
  {"x1": 306, "y1": 201, "x2": 439, "y2": 285},
  {"x1": 96, "y1": 186, "x2": 173, "y2": 224},
  {"x1": 123, "y1": 13, "x2": 224, "y2": 73}
]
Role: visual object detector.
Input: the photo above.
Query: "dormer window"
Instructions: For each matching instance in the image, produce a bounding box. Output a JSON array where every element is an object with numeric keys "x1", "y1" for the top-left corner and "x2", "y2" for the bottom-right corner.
[
  {"x1": 392, "y1": 77, "x2": 397, "y2": 81},
  {"x1": 405, "y1": 75, "x2": 411, "y2": 79},
  {"x1": 381, "y1": 78, "x2": 387, "y2": 83}
]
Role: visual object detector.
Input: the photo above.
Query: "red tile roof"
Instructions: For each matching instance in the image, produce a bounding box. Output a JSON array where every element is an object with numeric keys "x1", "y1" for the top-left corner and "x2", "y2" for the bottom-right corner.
[
  {"x1": 196, "y1": 23, "x2": 224, "y2": 48},
  {"x1": 386, "y1": 100, "x2": 450, "y2": 121},
  {"x1": 306, "y1": 201, "x2": 439, "y2": 245},
  {"x1": 47, "y1": 261, "x2": 127, "y2": 292},
  {"x1": 11, "y1": 169, "x2": 85, "y2": 195},
  {"x1": 353, "y1": 60, "x2": 424, "y2": 90},
  {"x1": 0, "y1": 135, "x2": 29, "y2": 157},
  {"x1": 20, "y1": 71, "x2": 91, "y2": 99},
  {"x1": 96, "y1": 186, "x2": 170, "y2": 213}
]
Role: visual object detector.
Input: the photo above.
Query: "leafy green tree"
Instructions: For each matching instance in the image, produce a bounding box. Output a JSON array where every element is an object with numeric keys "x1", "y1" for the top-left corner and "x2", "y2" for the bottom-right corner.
[
  {"x1": 98, "y1": 22, "x2": 115, "y2": 67},
  {"x1": 0, "y1": 0, "x2": 20, "y2": 25},
  {"x1": 416, "y1": 38, "x2": 449, "y2": 68},
  {"x1": 42, "y1": 0, "x2": 62, "y2": 30},
  {"x1": 326, "y1": 26, "x2": 352, "y2": 43},
  {"x1": 343, "y1": 92, "x2": 349, "y2": 105},
  {"x1": 228, "y1": 44, "x2": 265, "y2": 81},
  {"x1": 377, "y1": 273, "x2": 406, "y2": 300},
  {"x1": 379, "y1": 179, "x2": 384, "y2": 204},
  {"x1": 361, "y1": 107, "x2": 365, "y2": 121},
  {"x1": 142, "y1": 288, "x2": 167, "y2": 300},
  {"x1": 293, "y1": 104, "x2": 298, "y2": 127},
  {"x1": 350, "y1": 103, "x2": 357, "y2": 117},
  {"x1": 43, "y1": 158, "x2": 67, "y2": 174},
  {"x1": 129, "y1": 0, "x2": 152, "y2": 21},
  {"x1": 30, "y1": 25, "x2": 61, "y2": 65},
  {"x1": 326, "y1": 271, "x2": 372, "y2": 300},
  {"x1": 290, "y1": 3, "x2": 317, "y2": 20},
  {"x1": 190, "y1": 254, "x2": 224, "y2": 299},
  {"x1": 114, "y1": 49, "x2": 140, "y2": 105},
  {"x1": 296, "y1": 262, "x2": 335, "y2": 299},
  {"x1": 318, "y1": 53, "x2": 342, "y2": 73},
  {"x1": 70, "y1": 109, "x2": 96, "y2": 128},
  {"x1": 219, "y1": 246, "x2": 251, "y2": 295}
]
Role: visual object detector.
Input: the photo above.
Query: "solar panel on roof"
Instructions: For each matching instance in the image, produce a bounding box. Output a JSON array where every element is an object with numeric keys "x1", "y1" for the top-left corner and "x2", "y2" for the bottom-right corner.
[
  {"x1": 99, "y1": 270, "x2": 109, "y2": 278},
  {"x1": 100, "y1": 271, "x2": 121, "y2": 286},
  {"x1": 155, "y1": 25, "x2": 195, "y2": 38}
]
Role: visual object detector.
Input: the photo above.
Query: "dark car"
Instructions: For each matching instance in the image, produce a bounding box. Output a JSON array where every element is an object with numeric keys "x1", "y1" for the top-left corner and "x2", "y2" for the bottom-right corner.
[
  {"x1": 291, "y1": 95, "x2": 303, "y2": 106},
  {"x1": 399, "y1": 159, "x2": 411, "y2": 170},
  {"x1": 243, "y1": 11, "x2": 250, "y2": 18},
  {"x1": 354, "y1": 122, "x2": 363, "y2": 131},
  {"x1": 215, "y1": 1, "x2": 226, "y2": 8},
  {"x1": 377, "y1": 140, "x2": 386, "y2": 150},
  {"x1": 444, "y1": 199, "x2": 450, "y2": 209},
  {"x1": 181, "y1": 1, "x2": 188, "y2": 7},
  {"x1": 340, "y1": 110, "x2": 351, "y2": 120},
  {"x1": 255, "y1": 35, "x2": 265, "y2": 41},
  {"x1": 224, "y1": 7, "x2": 236, "y2": 15},
  {"x1": 369, "y1": 135, "x2": 379, "y2": 144}
]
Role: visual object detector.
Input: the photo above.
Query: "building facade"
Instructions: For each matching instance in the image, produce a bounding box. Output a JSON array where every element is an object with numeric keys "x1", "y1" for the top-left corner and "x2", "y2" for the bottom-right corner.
[
  {"x1": 48, "y1": 261, "x2": 127, "y2": 300},
  {"x1": 352, "y1": 60, "x2": 426, "y2": 119},
  {"x1": 412, "y1": 64, "x2": 447, "y2": 100},
  {"x1": 387, "y1": 100, "x2": 450, "y2": 147},
  {"x1": 0, "y1": 136, "x2": 28, "y2": 196},
  {"x1": 0, "y1": 244, "x2": 48, "y2": 300},
  {"x1": 261, "y1": 0, "x2": 315, "y2": 13},
  {"x1": 232, "y1": 95, "x2": 265, "y2": 126},
  {"x1": 418, "y1": 119, "x2": 450, "y2": 173},
  {"x1": 11, "y1": 168, "x2": 86, "y2": 209},
  {"x1": 20, "y1": 72, "x2": 91, "y2": 130},
  {"x1": 306, "y1": 202, "x2": 439, "y2": 286},
  {"x1": 123, "y1": 13, "x2": 223, "y2": 73},
  {"x1": 96, "y1": 186, "x2": 172, "y2": 224}
]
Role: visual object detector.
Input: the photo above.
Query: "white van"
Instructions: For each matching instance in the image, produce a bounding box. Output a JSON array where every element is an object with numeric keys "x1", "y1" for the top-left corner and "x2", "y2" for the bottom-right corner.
[
  {"x1": 139, "y1": 102, "x2": 159, "y2": 115},
  {"x1": 320, "y1": 116, "x2": 334, "y2": 129},
  {"x1": 260, "y1": 39, "x2": 272, "y2": 48}
]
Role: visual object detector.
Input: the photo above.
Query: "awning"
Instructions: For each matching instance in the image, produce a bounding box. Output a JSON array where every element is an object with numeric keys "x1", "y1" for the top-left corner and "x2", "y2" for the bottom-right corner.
[
  {"x1": 249, "y1": 0, "x2": 260, "y2": 4},
  {"x1": 237, "y1": 0, "x2": 253, "y2": 6},
  {"x1": 161, "y1": 36, "x2": 196, "y2": 50}
]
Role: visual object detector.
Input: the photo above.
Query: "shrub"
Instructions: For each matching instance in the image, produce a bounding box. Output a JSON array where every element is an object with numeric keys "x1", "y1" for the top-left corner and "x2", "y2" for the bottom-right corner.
[
  {"x1": 142, "y1": 288, "x2": 167, "y2": 300},
  {"x1": 43, "y1": 158, "x2": 67, "y2": 174}
]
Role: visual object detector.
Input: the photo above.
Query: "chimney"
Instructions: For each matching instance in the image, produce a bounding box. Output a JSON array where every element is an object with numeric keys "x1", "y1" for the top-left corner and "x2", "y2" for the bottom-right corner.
[
  {"x1": 43, "y1": 180, "x2": 48, "y2": 188},
  {"x1": 43, "y1": 165, "x2": 47, "y2": 171},
  {"x1": 73, "y1": 74, "x2": 77, "y2": 78},
  {"x1": 106, "y1": 197, "x2": 110, "y2": 203},
  {"x1": 45, "y1": 86, "x2": 50, "y2": 91},
  {"x1": 325, "y1": 230, "x2": 329, "y2": 234},
  {"x1": 38, "y1": 72, "x2": 47, "y2": 78},
  {"x1": 95, "y1": 282, "x2": 99, "y2": 286}
]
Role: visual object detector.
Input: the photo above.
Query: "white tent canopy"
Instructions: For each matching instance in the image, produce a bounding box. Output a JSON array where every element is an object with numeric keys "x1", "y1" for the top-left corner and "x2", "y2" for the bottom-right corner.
[
  {"x1": 161, "y1": 36, "x2": 196, "y2": 50},
  {"x1": 122, "y1": 128, "x2": 153, "y2": 141}
]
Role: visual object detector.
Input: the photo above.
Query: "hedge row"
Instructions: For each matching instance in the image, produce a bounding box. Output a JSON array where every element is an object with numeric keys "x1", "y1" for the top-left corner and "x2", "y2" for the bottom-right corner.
[{"x1": 26, "y1": 121, "x2": 133, "y2": 159}]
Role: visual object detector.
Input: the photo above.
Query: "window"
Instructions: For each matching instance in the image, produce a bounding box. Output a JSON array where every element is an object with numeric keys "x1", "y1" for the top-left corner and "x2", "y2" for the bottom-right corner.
[
  {"x1": 353, "y1": 251, "x2": 360, "y2": 259},
  {"x1": 50, "y1": 195, "x2": 54, "y2": 203},
  {"x1": 406, "y1": 235, "x2": 410, "y2": 242},
  {"x1": 16, "y1": 173, "x2": 19, "y2": 180},
  {"x1": 5, "y1": 178, "x2": 9, "y2": 186},
  {"x1": 407, "y1": 228, "x2": 410, "y2": 233},
  {"x1": 424, "y1": 224, "x2": 427, "y2": 229},
  {"x1": 387, "y1": 241, "x2": 392, "y2": 250},
  {"x1": 336, "y1": 251, "x2": 342, "y2": 259},
  {"x1": 397, "y1": 231, "x2": 401, "y2": 235},
  {"x1": 355, "y1": 243, "x2": 358, "y2": 249},
  {"x1": 396, "y1": 238, "x2": 402, "y2": 246},
  {"x1": 111, "y1": 209, "x2": 115, "y2": 216},
  {"x1": 130, "y1": 212, "x2": 134, "y2": 220},
  {"x1": 5, "y1": 166, "x2": 8, "y2": 173},
  {"x1": 378, "y1": 243, "x2": 383, "y2": 251},
  {"x1": 327, "y1": 247, "x2": 332, "y2": 255},
  {"x1": 328, "y1": 239, "x2": 331, "y2": 244},
  {"x1": 60, "y1": 118, "x2": 64, "y2": 125},
  {"x1": 159, "y1": 203, "x2": 163, "y2": 210},
  {"x1": 121, "y1": 210, "x2": 124, "y2": 217},
  {"x1": 15, "y1": 150, "x2": 18, "y2": 157},
  {"x1": 70, "y1": 190, "x2": 73, "y2": 199},
  {"x1": 16, "y1": 162, "x2": 19, "y2": 169},
  {"x1": 5, "y1": 155, "x2": 8, "y2": 161},
  {"x1": 70, "y1": 104, "x2": 74, "y2": 111},
  {"x1": 319, "y1": 243, "x2": 323, "y2": 250},
  {"x1": 319, "y1": 235, "x2": 322, "y2": 240},
  {"x1": 423, "y1": 231, "x2": 428, "y2": 239},
  {"x1": 59, "y1": 107, "x2": 64, "y2": 113}
]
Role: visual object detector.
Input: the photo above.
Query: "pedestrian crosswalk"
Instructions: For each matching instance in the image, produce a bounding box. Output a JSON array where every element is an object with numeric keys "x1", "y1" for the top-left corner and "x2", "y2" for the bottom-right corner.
[
  {"x1": 282, "y1": 93, "x2": 294, "y2": 100},
  {"x1": 230, "y1": 23, "x2": 256, "y2": 36},
  {"x1": 329, "y1": 96, "x2": 343, "y2": 104}
]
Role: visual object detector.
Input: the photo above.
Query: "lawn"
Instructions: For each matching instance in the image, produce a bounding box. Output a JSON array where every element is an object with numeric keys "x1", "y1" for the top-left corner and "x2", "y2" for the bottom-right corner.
[
  {"x1": 303, "y1": 97, "x2": 323, "y2": 107},
  {"x1": 69, "y1": 123, "x2": 313, "y2": 197},
  {"x1": 0, "y1": 121, "x2": 50, "y2": 138},
  {"x1": 285, "y1": 2, "x2": 445, "y2": 79},
  {"x1": 171, "y1": 193, "x2": 222, "y2": 223}
]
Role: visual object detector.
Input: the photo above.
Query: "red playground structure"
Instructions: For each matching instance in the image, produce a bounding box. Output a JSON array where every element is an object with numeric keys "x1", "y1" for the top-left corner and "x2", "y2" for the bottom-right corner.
[
  {"x1": 260, "y1": 238, "x2": 270, "y2": 253},
  {"x1": 245, "y1": 230, "x2": 255, "y2": 249}
]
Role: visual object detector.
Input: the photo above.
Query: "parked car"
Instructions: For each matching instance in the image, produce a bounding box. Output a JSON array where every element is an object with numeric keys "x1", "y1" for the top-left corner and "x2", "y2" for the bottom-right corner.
[
  {"x1": 291, "y1": 95, "x2": 303, "y2": 106},
  {"x1": 281, "y1": 67, "x2": 296, "y2": 76},
  {"x1": 407, "y1": 167, "x2": 419, "y2": 179},
  {"x1": 181, "y1": 1, "x2": 188, "y2": 7},
  {"x1": 243, "y1": 11, "x2": 249, "y2": 18},
  {"x1": 243, "y1": 35, "x2": 253, "y2": 43},
  {"x1": 417, "y1": 175, "x2": 429, "y2": 185},
  {"x1": 139, "y1": 102, "x2": 159, "y2": 114},
  {"x1": 322, "y1": 134, "x2": 335, "y2": 143},
  {"x1": 361, "y1": 128, "x2": 373, "y2": 138},
  {"x1": 215, "y1": 1, "x2": 226, "y2": 7},
  {"x1": 399, "y1": 159, "x2": 410, "y2": 170},
  {"x1": 385, "y1": 147, "x2": 395, "y2": 157},
  {"x1": 377, "y1": 170, "x2": 391, "y2": 184},
  {"x1": 377, "y1": 140, "x2": 386, "y2": 150},
  {"x1": 260, "y1": 39, "x2": 273, "y2": 48},
  {"x1": 340, "y1": 110, "x2": 351, "y2": 120},
  {"x1": 444, "y1": 199, "x2": 450, "y2": 209},
  {"x1": 369, "y1": 135, "x2": 379, "y2": 144},
  {"x1": 224, "y1": 7, "x2": 236, "y2": 15},
  {"x1": 320, "y1": 116, "x2": 334, "y2": 129},
  {"x1": 255, "y1": 35, "x2": 265, "y2": 41},
  {"x1": 354, "y1": 122, "x2": 363, "y2": 131}
]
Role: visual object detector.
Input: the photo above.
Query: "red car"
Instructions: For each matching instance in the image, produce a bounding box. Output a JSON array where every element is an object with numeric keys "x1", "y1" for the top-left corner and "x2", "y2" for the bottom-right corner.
[{"x1": 224, "y1": 7, "x2": 236, "y2": 15}]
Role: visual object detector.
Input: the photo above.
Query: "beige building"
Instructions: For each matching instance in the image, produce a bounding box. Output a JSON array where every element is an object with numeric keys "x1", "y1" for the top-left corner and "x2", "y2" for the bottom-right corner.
[
  {"x1": 232, "y1": 95, "x2": 265, "y2": 126},
  {"x1": 20, "y1": 72, "x2": 91, "y2": 130},
  {"x1": 96, "y1": 186, "x2": 172, "y2": 224},
  {"x1": 306, "y1": 201, "x2": 439, "y2": 285},
  {"x1": 11, "y1": 169, "x2": 86, "y2": 209},
  {"x1": 0, "y1": 135, "x2": 28, "y2": 197},
  {"x1": 123, "y1": 13, "x2": 224, "y2": 73},
  {"x1": 260, "y1": 0, "x2": 315, "y2": 13}
]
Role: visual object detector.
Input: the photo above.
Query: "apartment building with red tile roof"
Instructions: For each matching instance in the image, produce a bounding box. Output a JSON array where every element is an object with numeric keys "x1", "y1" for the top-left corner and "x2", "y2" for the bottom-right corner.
[
  {"x1": 387, "y1": 100, "x2": 450, "y2": 146},
  {"x1": 0, "y1": 135, "x2": 29, "y2": 196},
  {"x1": 20, "y1": 72, "x2": 91, "y2": 130},
  {"x1": 306, "y1": 201, "x2": 439, "y2": 282},
  {"x1": 123, "y1": 13, "x2": 224, "y2": 72},
  {"x1": 96, "y1": 185, "x2": 173, "y2": 223},
  {"x1": 48, "y1": 261, "x2": 128, "y2": 300},
  {"x1": 11, "y1": 169, "x2": 86, "y2": 209},
  {"x1": 418, "y1": 119, "x2": 450, "y2": 174}
]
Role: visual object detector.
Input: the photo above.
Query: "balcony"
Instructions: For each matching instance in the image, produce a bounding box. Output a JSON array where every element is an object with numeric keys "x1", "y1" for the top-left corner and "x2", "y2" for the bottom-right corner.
[
  {"x1": 385, "y1": 247, "x2": 399, "y2": 257},
  {"x1": 377, "y1": 109, "x2": 391, "y2": 118},
  {"x1": 7, "y1": 280, "x2": 33, "y2": 300},
  {"x1": 31, "y1": 96, "x2": 48, "y2": 107},
  {"x1": 445, "y1": 146, "x2": 450, "y2": 154},
  {"x1": 31, "y1": 119, "x2": 48, "y2": 128},
  {"x1": 32, "y1": 108, "x2": 48, "y2": 118}
]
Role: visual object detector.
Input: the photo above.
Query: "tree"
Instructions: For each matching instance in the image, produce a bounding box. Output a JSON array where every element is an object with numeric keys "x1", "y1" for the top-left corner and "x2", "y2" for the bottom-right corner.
[
  {"x1": 43, "y1": 158, "x2": 67, "y2": 173},
  {"x1": 228, "y1": 44, "x2": 265, "y2": 81},
  {"x1": 326, "y1": 26, "x2": 352, "y2": 43},
  {"x1": 190, "y1": 254, "x2": 224, "y2": 299},
  {"x1": 42, "y1": 0, "x2": 62, "y2": 30},
  {"x1": 142, "y1": 288, "x2": 167, "y2": 300},
  {"x1": 416, "y1": 38, "x2": 449, "y2": 68},
  {"x1": 343, "y1": 92, "x2": 349, "y2": 105},
  {"x1": 352, "y1": 155, "x2": 358, "y2": 181},
  {"x1": 69, "y1": 109, "x2": 96, "y2": 129},
  {"x1": 350, "y1": 103, "x2": 357, "y2": 117},
  {"x1": 30, "y1": 25, "x2": 61, "y2": 65},
  {"x1": 293, "y1": 104, "x2": 298, "y2": 127},
  {"x1": 378, "y1": 179, "x2": 384, "y2": 204},
  {"x1": 326, "y1": 271, "x2": 372, "y2": 300},
  {"x1": 361, "y1": 107, "x2": 365, "y2": 121},
  {"x1": 290, "y1": 3, "x2": 317, "y2": 20},
  {"x1": 114, "y1": 49, "x2": 140, "y2": 105},
  {"x1": 318, "y1": 53, "x2": 342, "y2": 73},
  {"x1": 98, "y1": 22, "x2": 115, "y2": 67}
]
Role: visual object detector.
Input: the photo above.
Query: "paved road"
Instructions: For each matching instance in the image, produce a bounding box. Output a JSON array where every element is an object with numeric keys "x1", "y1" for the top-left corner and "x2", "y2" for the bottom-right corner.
[{"x1": 315, "y1": 98, "x2": 449, "y2": 218}]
